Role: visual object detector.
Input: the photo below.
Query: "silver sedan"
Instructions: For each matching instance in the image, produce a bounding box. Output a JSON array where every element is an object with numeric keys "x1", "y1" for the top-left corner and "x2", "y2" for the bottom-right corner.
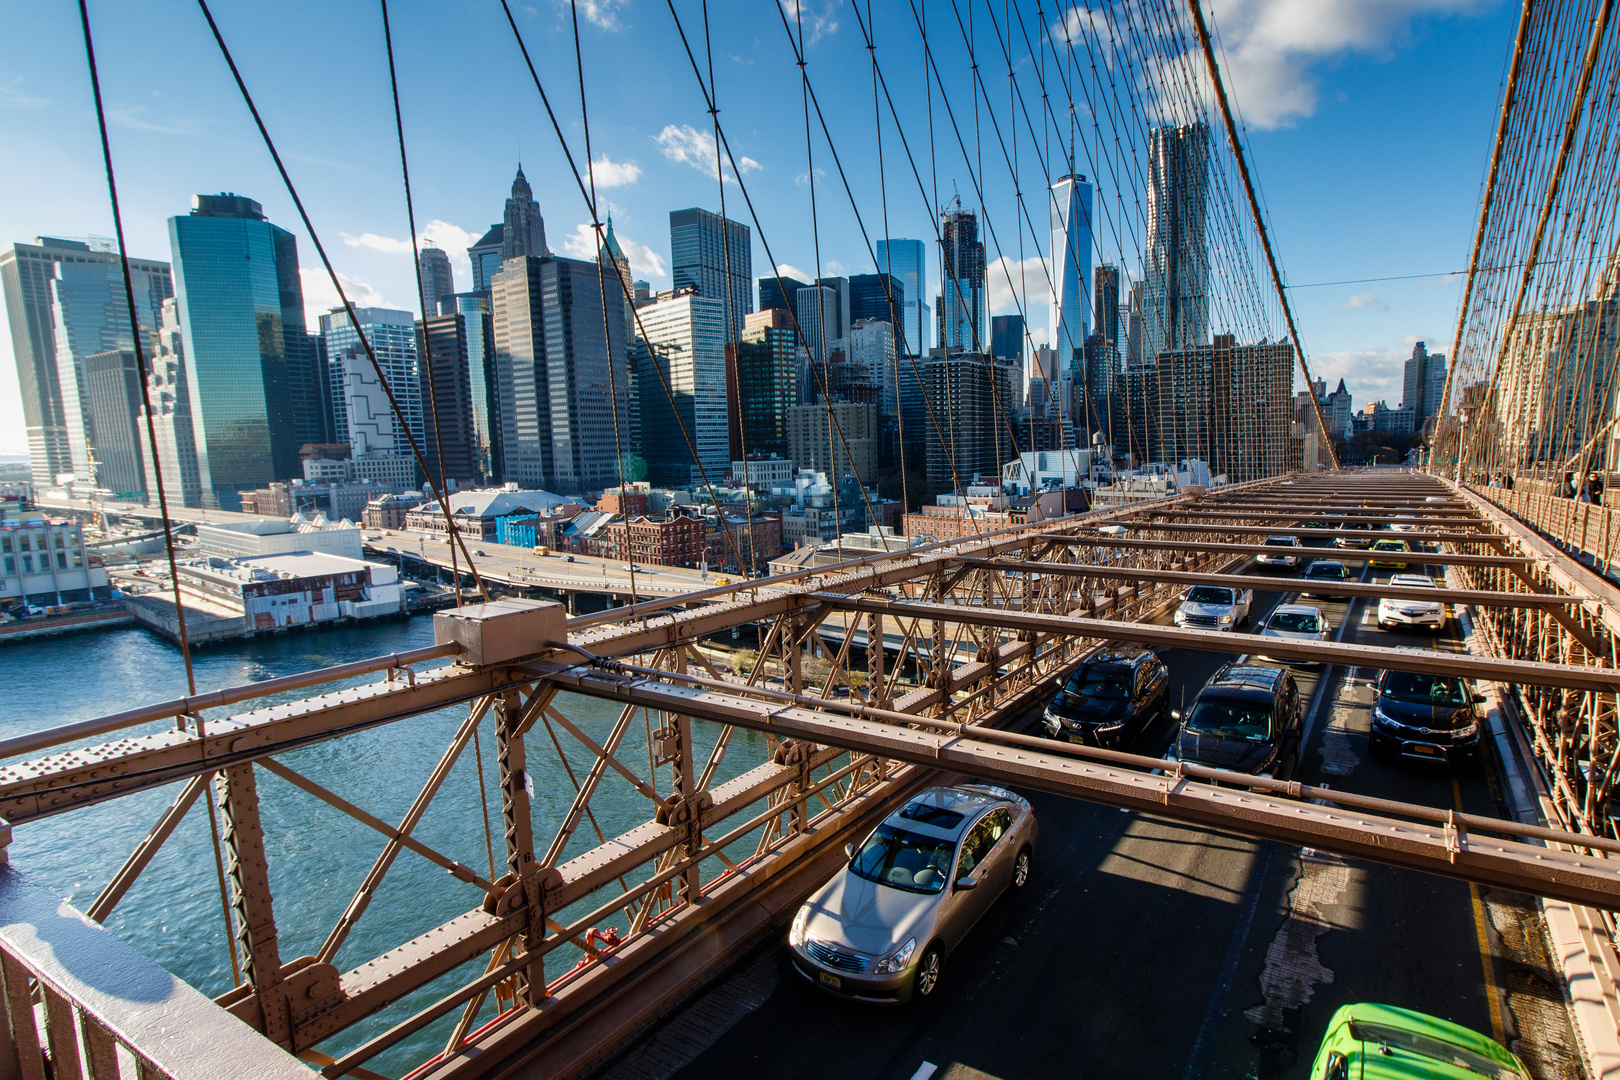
[{"x1": 788, "y1": 785, "x2": 1037, "y2": 1003}]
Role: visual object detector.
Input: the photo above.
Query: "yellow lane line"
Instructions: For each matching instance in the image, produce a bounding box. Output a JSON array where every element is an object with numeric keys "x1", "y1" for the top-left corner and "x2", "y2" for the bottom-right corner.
[{"x1": 1455, "y1": 773, "x2": 1507, "y2": 1044}]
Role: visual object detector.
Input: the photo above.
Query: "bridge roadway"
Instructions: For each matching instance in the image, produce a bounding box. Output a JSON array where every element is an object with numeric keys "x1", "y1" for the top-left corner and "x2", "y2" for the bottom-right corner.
[{"x1": 603, "y1": 556, "x2": 1579, "y2": 1080}]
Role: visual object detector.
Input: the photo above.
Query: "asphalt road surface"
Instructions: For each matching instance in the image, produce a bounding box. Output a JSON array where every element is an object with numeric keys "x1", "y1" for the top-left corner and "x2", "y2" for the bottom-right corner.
[{"x1": 600, "y1": 548, "x2": 1583, "y2": 1080}]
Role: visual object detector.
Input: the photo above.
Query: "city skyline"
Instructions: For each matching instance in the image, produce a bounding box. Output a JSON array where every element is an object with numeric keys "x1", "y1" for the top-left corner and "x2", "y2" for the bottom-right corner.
[{"x1": 0, "y1": 2, "x2": 1520, "y2": 455}]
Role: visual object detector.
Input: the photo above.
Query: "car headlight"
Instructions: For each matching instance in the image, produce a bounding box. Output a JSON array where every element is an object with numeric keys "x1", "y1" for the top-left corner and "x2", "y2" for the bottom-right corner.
[
  {"x1": 1373, "y1": 706, "x2": 1399, "y2": 730},
  {"x1": 789, "y1": 904, "x2": 809, "y2": 947},
  {"x1": 872, "y1": 937, "x2": 916, "y2": 975},
  {"x1": 1218, "y1": 614, "x2": 1232, "y2": 624},
  {"x1": 1095, "y1": 719, "x2": 1124, "y2": 733},
  {"x1": 1453, "y1": 720, "x2": 1479, "y2": 739}
]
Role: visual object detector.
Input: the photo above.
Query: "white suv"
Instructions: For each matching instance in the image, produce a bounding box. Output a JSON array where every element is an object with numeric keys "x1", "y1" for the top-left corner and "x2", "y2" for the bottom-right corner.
[
  {"x1": 1174, "y1": 585, "x2": 1253, "y2": 631},
  {"x1": 1377, "y1": 573, "x2": 1446, "y2": 631}
]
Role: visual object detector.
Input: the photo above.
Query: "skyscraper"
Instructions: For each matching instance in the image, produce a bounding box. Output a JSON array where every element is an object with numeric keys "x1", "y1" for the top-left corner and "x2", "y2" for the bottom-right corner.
[
  {"x1": 169, "y1": 194, "x2": 324, "y2": 508},
  {"x1": 795, "y1": 283, "x2": 841, "y2": 391},
  {"x1": 468, "y1": 227, "x2": 503, "y2": 292},
  {"x1": 1144, "y1": 123, "x2": 1210, "y2": 363},
  {"x1": 1403, "y1": 340, "x2": 1449, "y2": 428},
  {"x1": 140, "y1": 298, "x2": 202, "y2": 508},
  {"x1": 758, "y1": 274, "x2": 808, "y2": 320},
  {"x1": 921, "y1": 351, "x2": 1020, "y2": 493},
  {"x1": 636, "y1": 290, "x2": 728, "y2": 487},
  {"x1": 991, "y1": 314, "x2": 1024, "y2": 364},
  {"x1": 490, "y1": 256, "x2": 550, "y2": 488},
  {"x1": 49, "y1": 254, "x2": 171, "y2": 481},
  {"x1": 1094, "y1": 264, "x2": 1121, "y2": 345},
  {"x1": 417, "y1": 312, "x2": 479, "y2": 487},
  {"x1": 501, "y1": 166, "x2": 548, "y2": 261},
  {"x1": 418, "y1": 244, "x2": 455, "y2": 317},
  {"x1": 731, "y1": 309, "x2": 802, "y2": 460},
  {"x1": 83, "y1": 349, "x2": 146, "y2": 497},
  {"x1": 1049, "y1": 173, "x2": 1094, "y2": 374},
  {"x1": 322, "y1": 307, "x2": 424, "y2": 478},
  {"x1": 849, "y1": 273, "x2": 904, "y2": 327},
  {"x1": 938, "y1": 205, "x2": 986, "y2": 352},
  {"x1": 875, "y1": 238, "x2": 929, "y2": 356},
  {"x1": 670, "y1": 207, "x2": 752, "y2": 341},
  {"x1": 2, "y1": 237, "x2": 170, "y2": 485},
  {"x1": 542, "y1": 251, "x2": 632, "y2": 494},
  {"x1": 454, "y1": 292, "x2": 497, "y2": 483}
]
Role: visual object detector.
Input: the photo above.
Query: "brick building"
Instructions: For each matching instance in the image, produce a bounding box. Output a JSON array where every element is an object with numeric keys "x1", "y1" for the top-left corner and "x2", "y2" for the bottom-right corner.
[{"x1": 598, "y1": 513, "x2": 706, "y2": 567}]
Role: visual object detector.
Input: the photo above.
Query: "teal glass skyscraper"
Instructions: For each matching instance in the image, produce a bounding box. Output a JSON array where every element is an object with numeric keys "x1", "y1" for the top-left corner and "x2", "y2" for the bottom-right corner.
[{"x1": 169, "y1": 193, "x2": 321, "y2": 509}]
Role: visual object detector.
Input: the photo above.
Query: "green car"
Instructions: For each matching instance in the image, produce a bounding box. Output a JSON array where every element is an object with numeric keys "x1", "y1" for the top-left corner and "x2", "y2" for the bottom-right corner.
[{"x1": 1309, "y1": 1004, "x2": 1531, "y2": 1079}]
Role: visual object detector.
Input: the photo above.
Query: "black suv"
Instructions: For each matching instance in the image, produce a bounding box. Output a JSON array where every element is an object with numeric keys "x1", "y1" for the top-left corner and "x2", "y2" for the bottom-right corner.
[
  {"x1": 1369, "y1": 669, "x2": 1485, "y2": 766},
  {"x1": 1043, "y1": 644, "x2": 1169, "y2": 747},
  {"x1": 1176, "y1": 663, "x2": 1301, "y2": 778}
]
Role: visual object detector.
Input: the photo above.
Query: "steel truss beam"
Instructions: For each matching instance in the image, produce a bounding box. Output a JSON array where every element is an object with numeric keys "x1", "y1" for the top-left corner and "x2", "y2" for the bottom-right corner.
[
  {"x1": 540, "y1": 665, "x2": 1620, "y2": 910},
  {"x1": 816, "y1": 595, "x2": 1620, "y2": 693},
  {"x1": 954, "y1": 557, "x2": 1582, "y2": 609},
  {"x1": 1046, "y1": 535, "x2": 1531, "y2": 567}
]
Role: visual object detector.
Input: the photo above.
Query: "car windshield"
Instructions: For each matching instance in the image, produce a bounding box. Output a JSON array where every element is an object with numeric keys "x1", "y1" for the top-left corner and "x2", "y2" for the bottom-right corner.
[
  {"x1": 850, "y1": 823, "x2": 956, "y2": 894},
  {"x1": 1268, "y1": 611, "x2": 1321, "y2": 633},
  {"x1": 1264, "y1": 537, "x2": 1296, "y2": 547},
  {"x1": 1185, "y1": 698, "x2": 1272, "y2": 741},
  {"x1": 1186, "y1": 586, "x2": 1235, "y2": 604},
  {"x1": 1067, "y1": 667, "x2": 1131, "y2": 699},
  {"x1": 1373, "y1": 540, "x2": 1408, "y2": 551},
  {"x1": 1307, "y1": 564, "x2": 1346, "y2": 579},
  {"x1": 1347, "y1": 1022, "x2": 1520, "y2": 1080},
  {"x1": 1380, "y1": 671, "x2": 1469, "y2": 706}
]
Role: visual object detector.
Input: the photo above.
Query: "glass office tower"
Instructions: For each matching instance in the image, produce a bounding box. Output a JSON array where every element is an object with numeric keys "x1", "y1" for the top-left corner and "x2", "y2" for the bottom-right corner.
[
  {"x1": 875, "y1": 238, "x2": 928, "y2": 357},
  {"x1": 169, "y1": 193, "x2": 319, "y2": 509}
]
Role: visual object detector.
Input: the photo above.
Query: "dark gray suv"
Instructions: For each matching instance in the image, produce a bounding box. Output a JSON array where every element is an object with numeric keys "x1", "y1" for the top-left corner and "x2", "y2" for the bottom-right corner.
[{"x1": 1176, "y1": 663, "x2": 1302, "y2": 778}]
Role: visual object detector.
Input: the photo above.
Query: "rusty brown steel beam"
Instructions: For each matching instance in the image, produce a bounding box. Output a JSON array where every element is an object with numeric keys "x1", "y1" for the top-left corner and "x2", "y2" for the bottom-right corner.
[
  {"x1": 817, "y1": 595, "x2": 1620, "y2": 692},
  {"x1": 956, "y1": 557, "x2": 1582, "y2": 609},
  {"x1": 0, "y1": 642, "x2": 464, "y2": 762},
  {"x1": 542, "y1": 666, "x2": 1620, "y2": 908},
  {"x1": 1047, "y1": 534, "x2": 1528, "y2": 567},
  {"x1": 0, "y1": 663, "x2": 507, "y2": 823},
  {"x1": 1087, "y1": 522, "x2": 1499, "y2": 542}
]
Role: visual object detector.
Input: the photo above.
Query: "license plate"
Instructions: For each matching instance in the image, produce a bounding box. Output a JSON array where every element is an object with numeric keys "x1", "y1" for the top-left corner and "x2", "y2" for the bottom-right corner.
[
  {"x1": 819, "y1": 971, "x2": 842, "y2": 990},
  {"x1": 1067, "y1": 733, "x2": 1087, "y2": 744},
  {"x1": 1410, "y1": 744, "x2": 1438, "y2": 755}
]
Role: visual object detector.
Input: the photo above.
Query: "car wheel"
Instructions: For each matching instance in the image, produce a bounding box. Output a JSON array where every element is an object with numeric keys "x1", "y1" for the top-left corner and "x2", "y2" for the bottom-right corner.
[
  {"x1": 1012, "y1": 846, "x2": 1032, "y2": 889},
  {"x1": 913, "y1": 944, "x2": 943, "y2": 1000}
]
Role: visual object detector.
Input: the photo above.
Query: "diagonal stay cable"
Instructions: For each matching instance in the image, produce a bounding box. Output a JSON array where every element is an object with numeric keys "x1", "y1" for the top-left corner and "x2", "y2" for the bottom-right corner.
[{"x1": 193, "y1": 0, "x2": 492, "y2": 600}]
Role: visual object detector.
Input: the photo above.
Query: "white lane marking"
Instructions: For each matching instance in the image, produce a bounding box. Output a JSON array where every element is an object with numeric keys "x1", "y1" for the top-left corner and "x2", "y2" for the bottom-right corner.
[{"x1": 910, "y1": 1063, "x2": 939, "y2": 1080}]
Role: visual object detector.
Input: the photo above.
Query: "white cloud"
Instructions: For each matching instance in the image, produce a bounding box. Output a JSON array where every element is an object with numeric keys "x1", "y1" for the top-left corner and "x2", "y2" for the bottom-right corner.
[
  {"x1": 1341, "y1": 290, "x2": 1389, "y2": 311},
  {"x1": 0, "y1": 74, "x2": 47, "y2": 110},
  {"x1": 781, "y1": 0, "x2": 840, "y2": 44},
  {"x1": 655, "y1": 124, "x2": 761, "y2": 183},
  {"x1": 555, "y1": 0, "x2": 629, "y2": 30},
  {"x1": 340, "y1": 220, "x2": 480, "y2": 306},
  {"x1": 560, "y1": 222, "x2": 668, "y2": 279},
  {"x1": 1058, "y1": 1, "x2": 1481, "y2": 130},
  {"x1": 299, "y1": 269, "x2": 391, "y2": 332},
  {"x1": 105, "y1": 103, "x2": 206, "y2": 136},
  {"x1": 583, "y1": 154, "x2": 641, "y2": 188},
  {"x1": 1309, "y1": 346, "x2": 1406, "y2": 405},
  {"x1": 774, "y1": 263, "x2": 816, "y2": 284},
  {"x1": 795, "y1": 167, "x2": 827, "y2": 187},
  {"x1": 987, "y1": 255, "x2": 1054, "y2": 316},
  {"x1": 1214, "y1": 0, "x2": 1483, "y2": 128}
]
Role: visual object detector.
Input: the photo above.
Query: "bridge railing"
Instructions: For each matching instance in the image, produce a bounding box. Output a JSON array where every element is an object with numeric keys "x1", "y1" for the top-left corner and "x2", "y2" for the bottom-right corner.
[
  {"x1": 1471, "y1": 477, "x2": 1620, "y2": 576},
  {"x1": 0, "y1": 833, "x2": 315, "y2": 1080}
]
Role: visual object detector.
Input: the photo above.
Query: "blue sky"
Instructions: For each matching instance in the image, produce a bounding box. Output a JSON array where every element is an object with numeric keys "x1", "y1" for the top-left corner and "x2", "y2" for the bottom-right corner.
[{"x1": 0, "y1": 0, "x2": 1514, "y2": 456}]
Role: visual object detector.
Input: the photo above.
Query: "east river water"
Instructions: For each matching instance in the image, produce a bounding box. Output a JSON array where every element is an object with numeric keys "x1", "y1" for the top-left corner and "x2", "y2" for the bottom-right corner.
[{"x1": 0, "y1": 615, "x2": 770, "y2": 1074}]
